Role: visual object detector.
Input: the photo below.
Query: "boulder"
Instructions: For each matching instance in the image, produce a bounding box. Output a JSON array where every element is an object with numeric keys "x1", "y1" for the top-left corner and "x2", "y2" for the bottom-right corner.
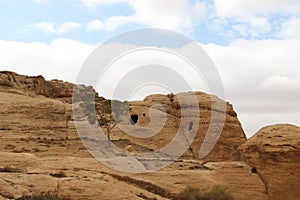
[{"x1": 239, "y1": 124, "x2": 300, "y2": 200}]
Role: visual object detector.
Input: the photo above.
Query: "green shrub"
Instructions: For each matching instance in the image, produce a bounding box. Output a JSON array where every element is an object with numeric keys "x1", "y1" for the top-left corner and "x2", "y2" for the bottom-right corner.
[
  {"x1": 176, "y1": 187, "x2": 203, "y2": 200},
  {"x1": 204, "y1": 186, "x2": 234, "y2": 200},
  {"x1": 176, "y1": 186, "x2": 234, "y2": 200},
  {"x1": 16, "y1": 191, "x2": 59, "y2": 200}
]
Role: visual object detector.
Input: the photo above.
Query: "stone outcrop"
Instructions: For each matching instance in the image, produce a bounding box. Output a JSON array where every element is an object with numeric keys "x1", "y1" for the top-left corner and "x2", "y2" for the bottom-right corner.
[
  {"x1": 0, "y1": 92, "x2": 67, "y2": 130},
  {"x1": 112, "y1": 92, "x2": 247, "y2": 160},
  {"x1": 0, "y1": 71, "x2": 95, "y2": 103},
  {"x1": 1, "y1": 71, "x2": 247, "y2": 161},
  {"x1": 0, "y1": 85, "x2": 265, "y2": 200},
  {"x1": 0, "y1": 71, "x2": 298, "y2": 200},
  {"x1": 238, "y1": 124, "x2": 300, "y2": 200},
  {"x1": 0, "y1": 152, "x2": 268, "y2": 200}
]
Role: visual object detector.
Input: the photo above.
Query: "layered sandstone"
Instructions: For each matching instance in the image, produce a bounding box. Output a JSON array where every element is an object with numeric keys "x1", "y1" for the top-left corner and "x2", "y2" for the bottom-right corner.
[
  {"x1": 111, "y1": 92, "x2": 247, "y2": 160},
  {"x1": 0, "y1": 71, "x2": 95, "y2": 103},
  {"x1": 0, "y1": 71, "x2": 298, "y2": 200},
  {"x1": 239, "y1": 124, "x2": 300, "y2": 200}
]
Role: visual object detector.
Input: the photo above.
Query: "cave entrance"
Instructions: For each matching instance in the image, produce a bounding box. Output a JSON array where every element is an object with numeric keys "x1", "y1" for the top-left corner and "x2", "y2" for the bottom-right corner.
[
  {"x1": 189, "y1": 122, "x2": 193, "y2": 131},
  {"x1": 130, "y1": 115, "x2": 138, "y2": 125}
]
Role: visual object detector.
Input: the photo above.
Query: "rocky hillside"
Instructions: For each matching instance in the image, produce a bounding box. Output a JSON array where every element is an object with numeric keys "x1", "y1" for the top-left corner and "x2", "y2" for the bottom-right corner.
[
  {"x1": 0, "y1": 71, "x2": 299, "y2": 200},
  {"x1": 0, "y1": 71, "x2": 247, "y2": 161},
  {"x1": 239, "y1": 124, "x2": 300, "y2": 200},
  {"x1": 0, "y1": 71, "x2": 95, "y2": 103},
  {"x1": 112, "y1": 92, "x2": 246, "y2": 160}
]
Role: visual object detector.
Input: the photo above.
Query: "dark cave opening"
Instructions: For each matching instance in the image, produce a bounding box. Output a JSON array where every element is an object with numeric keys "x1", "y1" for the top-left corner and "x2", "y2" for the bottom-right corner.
[{"x1": 130, "y1": 115, "x2": 138, "y2": 125}]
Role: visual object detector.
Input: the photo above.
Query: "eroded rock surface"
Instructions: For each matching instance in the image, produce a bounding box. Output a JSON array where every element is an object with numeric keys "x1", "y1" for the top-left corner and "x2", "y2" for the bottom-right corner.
[
  {"x1": 0, "y1": 71, "x2": 298, "y2": 200},
  {"x1": 0, "y1": 71, "x2": 95, "y2": 103},
  {"x1": 113, "y1": 92, "x2": 247, "y2": 160},
  {"x1": 239, "y1": 124, "x2": 300, "y2": 200}
]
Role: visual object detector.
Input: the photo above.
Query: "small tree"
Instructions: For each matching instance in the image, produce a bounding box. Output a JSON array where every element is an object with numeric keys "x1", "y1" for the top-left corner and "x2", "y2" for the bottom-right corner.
[
  {"x1": 96, "y1": 99, "x2": 115, "y2": 142},
  {"x1": 95, "y1": 97, "x2": 129, "y2": 145},
  {"x1": 80, "y1": 93, "x2": 130, "y2": 145},
  {"x1": 167, "y1": 93, "x2": 175, "y2": 104}
]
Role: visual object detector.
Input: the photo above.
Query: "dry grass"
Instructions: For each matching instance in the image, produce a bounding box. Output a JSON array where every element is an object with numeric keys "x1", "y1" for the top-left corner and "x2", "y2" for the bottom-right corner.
[
  {"x1": 16, "y1": 191, "x2": 60, "y2": 200},
  {"x1": 175, "y1": 186, "x2": 234, "y2": 200},
  {"x1": 189, "y1": 165, "x2": 210, "y2": 170}
]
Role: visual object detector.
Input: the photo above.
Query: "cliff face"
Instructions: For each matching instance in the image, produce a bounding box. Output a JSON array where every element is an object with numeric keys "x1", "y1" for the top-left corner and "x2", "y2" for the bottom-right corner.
[
  {"x1": 0, "y1": 71, "x2": 95, "y2": 103},
  {"x1": 0, "y1": 71, "x2": 267, "y2": 200},
  {"x1": 0, "y1": 92, "x2": 67, "y2": 130},
  {"x1": 114, "y1": 92, "x2": 247, "y2": 160},
  {"x1": 0, "y1": 71, "x2": 247, "y2": 161},
  {"x1": 1, "y1": 71, "x2": 299, "y2": 200},
  {"x1": 239, "y1": 124, "x2": 300, "y2": 200}
]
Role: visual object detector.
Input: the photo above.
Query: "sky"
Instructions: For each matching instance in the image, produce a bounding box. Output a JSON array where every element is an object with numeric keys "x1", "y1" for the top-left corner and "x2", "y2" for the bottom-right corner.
[{"x1": 0, "y1": 0, "x2": 299, "y2": 137}]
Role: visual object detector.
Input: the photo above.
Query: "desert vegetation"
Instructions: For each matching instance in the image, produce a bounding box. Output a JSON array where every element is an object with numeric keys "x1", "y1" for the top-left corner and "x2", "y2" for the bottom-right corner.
[
  {"x1": 17, "y1": 191, "x2": 59, "y2": 200},
  {"x1": 175, "y1": 186, "x2": 234, "y2": 200},
  {"x1": 80, "y1": 93, "x2": 130, "y2": 142}
]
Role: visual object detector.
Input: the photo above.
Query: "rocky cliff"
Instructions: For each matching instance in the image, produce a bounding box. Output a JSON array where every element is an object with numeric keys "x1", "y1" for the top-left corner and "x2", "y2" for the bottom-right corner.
[
  {"x1": 0, "y1": 71, "x2": 298, "y2": 200},
  {"x1": 0, "y1": 71, "x2": 247, "y2": 161},
  {"x1": 239, "y1": 124, "x2": 300, "y2": 200},
  {"x1": 111, "y1": 92, "x2": 247, "y2": 160},
  {"x1": 0, "y1": 71, "x2": 95, "y2": 103}
]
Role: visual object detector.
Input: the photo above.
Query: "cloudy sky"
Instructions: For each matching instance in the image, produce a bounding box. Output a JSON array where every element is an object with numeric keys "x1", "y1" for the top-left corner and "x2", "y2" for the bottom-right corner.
[{"x1": 0, "y1": 0, "x2": 299, "y2": 137}]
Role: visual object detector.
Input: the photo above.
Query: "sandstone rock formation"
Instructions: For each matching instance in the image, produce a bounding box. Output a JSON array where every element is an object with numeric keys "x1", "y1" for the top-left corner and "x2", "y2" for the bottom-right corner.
[
  {"x1": 111, "y1": 92, "x2": 247, "y2": 161},
  {"x1": 0, "y1": 71, "x2": 95, "y2": 103},
  {"x1": 0, "y1": 71, "x2": 298, "y2": 200},
  {"x1": 1, "y1": 71, "x2": 247, "y2": 161},
  {"x1": 0, "y1": 92, "x2": 67, "y2": 130},
  {"x1": 0, "y1": 85, "x2": 265, "y2": 199},
  {"x1": 239, "y1": 124, "x2": 300, "y2": 200},
  {"x1": 0, "y1": 152, "x2": 268, "y2": 200}
]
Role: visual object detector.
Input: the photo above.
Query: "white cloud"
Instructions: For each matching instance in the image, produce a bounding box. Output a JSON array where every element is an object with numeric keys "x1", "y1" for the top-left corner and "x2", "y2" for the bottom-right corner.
[
  {"x1": 56, "y1": 22, "x2": 82, "y2": 34},
  {"x1": 232, "y1": 24, "x2": 247, "y2": 37},
  {"x1": 277, "y1": 17, "x2": 300, "y2": 38},
  {"x1": 84, "y1": 0, "x2": 206, "y2": 33},
  {"x1": 28, "y1": 22, "x2": 81, "y2": 34},
  {"x1": 249, "y1": 17, "x2": 270, "y2": 36},
  {"x1": 102, "y1": 15, "x2": 133, "y2": 31},
  {"x1": 34, "y1": 22, "x2": 54, "y2": 33},
  {"x1": 203, "y1": 38, "x2": 300, "y2": 96},
  {"x1": 129, "y1": 0, "x2": 206, "y2": 32},
  {"x1": 87, "y1": 19, "x2": 103, "y2": 31},
  {"x1": 203, "y1": 38, "x2": 300, "y2": 136},
  {"x1": 231, "y1": 17, "x2": 270, "y2": 38},
  {"x1": 81, "y1": 0, "x2": 300, "y2": 38},
  {"x1": 240, "y1": 113, "x2": 299, "y2": 137},
  {"x1": 214, "y1": 0, "x2": 300, "y2": 19},
  {"x1": 259, "y1": 75, "x2": 300, "y2": 92},
  {"x1": 87, "y1": 16, "x2": 133, "y2": 32},
  {"x1": 212, "y1": 0, "x2": 300, "y2": 39},
  {"x1": 0, "y1": 38, "x2": 95, "y2": 82}
]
